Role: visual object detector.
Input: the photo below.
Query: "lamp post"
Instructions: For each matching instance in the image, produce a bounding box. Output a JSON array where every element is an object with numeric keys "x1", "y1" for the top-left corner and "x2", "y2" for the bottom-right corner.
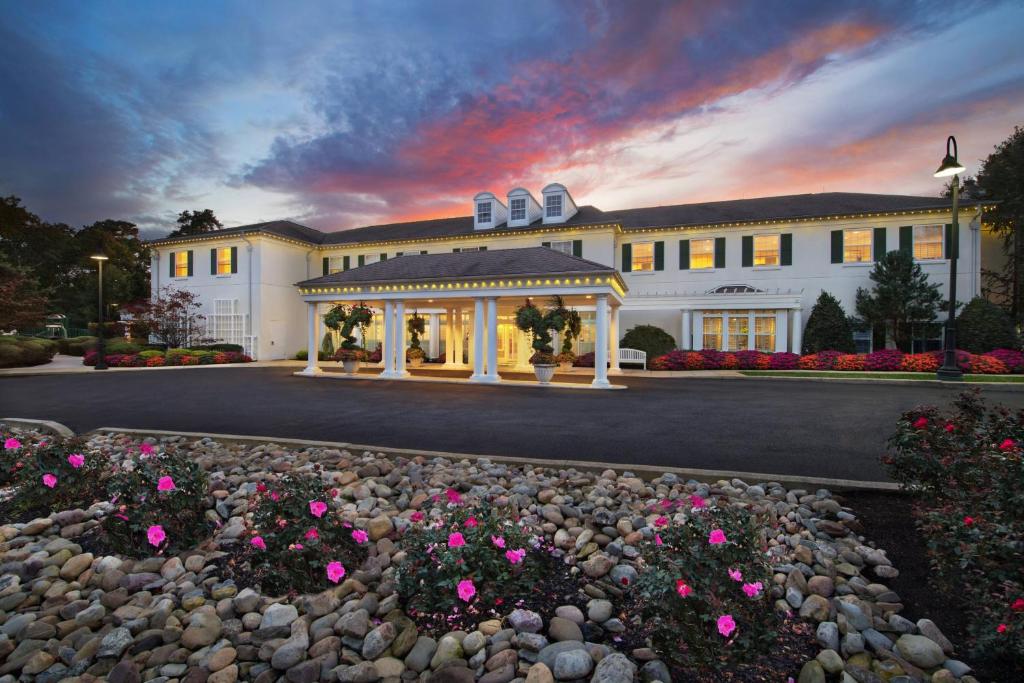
[
  {"x1": 90, "y1": 255, "x2": 109, "y2": 370},
  {"x1": 934, "y1": 136, "x2": 966, "y2": 381}
]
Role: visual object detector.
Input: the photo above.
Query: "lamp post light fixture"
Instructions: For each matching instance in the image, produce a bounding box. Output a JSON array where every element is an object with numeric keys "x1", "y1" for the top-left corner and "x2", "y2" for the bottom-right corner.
[
  {"x1": 90, "y1": 255, "x2": 109, "y2": 370},
  {"x1": 934, "y1": 136, "x2": 966, "y2": 381}
]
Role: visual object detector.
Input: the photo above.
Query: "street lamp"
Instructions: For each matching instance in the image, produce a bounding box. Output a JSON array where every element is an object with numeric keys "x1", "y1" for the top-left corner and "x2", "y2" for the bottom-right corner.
[
  {"x1": 90, "y1": 255, "x2": 109, "y2": 370},
  {"x1": 935, "y1": 136, "x2": 966, "y2": 381}
]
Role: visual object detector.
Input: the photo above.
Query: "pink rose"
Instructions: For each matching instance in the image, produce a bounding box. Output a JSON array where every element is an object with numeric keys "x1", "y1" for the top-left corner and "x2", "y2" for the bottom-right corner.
[
  {"x1": 505, "y1": 548, "x2": 526, "y2": 565},
  {"x1": 655, "y1": 534, "x2": 663, "y2": 546},
  {"x1": 140, "y1": 443, "x2": 155, "y2": 455},
  {"x1": 999, "y1": 438, "x2": 1016, "y2": 451},
  {"x1": 147, "y1": 525, "x2": 166, "y2": 547},
  {"x1": 689, "y1": 494, "x2": 706, "y2": 509},
  {"x1": 251, "y1": 536, "x2": 267, "y2": 550},
  {"x1": 309, "y1": 500, "x2": 328, "y2": 518},
  {"x1": 654, "y1": 516, "x2": 669, "y2": 528},
  {"x1": 42, "y1": 473, "x2": 57, "y2": 488},
  {"x1": 67, "y1": 453, "x2": 85, "y2": 469},
  {"x1": 448, "y1": 532, "x2": 466, "y2": 548},
  {"x1": 445, "y1": 488, "x2": 462, "y2": 505},
  {"x1": 717, "y1": 614, "x2": 737, "y2": 637},
  {"x1": 3, "y1": 438, "x2": 21, "y2": 450},
  {"x1": 464, "y1": 516, "x2": 478, "y2": 528},
  {"x1": 326, "y1": 561, "x2": 346, "y2": 583},
  {"x1": 728, "y1": 568, "x2": 742, "y2": 582},
  {"x1": 675, "y1": 579, "x2": 692, "y2": 598},
  {"x1": 708, "y1": 529, "x2": 727, "y2": 545},
  {"x1": 457, "y1": 578, "x2": 476, "y2": 602},
  {"x1": 352, "y1": 529, "x2": 369, "y2": 544},
  {"x1": 157, "y1": 476, "x2": 175, "y2": 491},
  {"x1": 410, "y1": 511, "x2": 424, "y2": 522},
  {"x1": 305, "y1": 528, "x2": 319, "y2": 540},
  {"x1": 491, "y1": 535, "x2": 506, "y2": 548},
  {"x1": 742, "y1": 581, "x2": 763, "y2": 598},
  {"x1": 912, "y1": 416, "x2": 928, "y2": 430}
]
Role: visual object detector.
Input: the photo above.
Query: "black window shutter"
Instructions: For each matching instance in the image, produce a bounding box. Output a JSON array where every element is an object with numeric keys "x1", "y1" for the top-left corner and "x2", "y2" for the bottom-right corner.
[
  {"x1": 420, "y1": 250, "x2": 427, "y2": 255},
  {"x1": 395, "y1": 251, "x2": 403, "y2": 257},
  {"x1": 714, "y1": 237, "x2": 726, "y2": 269},
  {"x1": 944, "y1": 223, "x2": 956, "y2": 259},
  {"x1": 322, "y1": 257, "x2": 329, "y2": 275},
  {"x1": 541, "y1": 241, "x2": 551, "y2": 248},
  {"x1": 572, "y1": 240, "x2": 582, "y2": 257},
  {"x1": 479, "y1": 246, "x2": 487, "y2": 251},
  {"x1": 873, "y1": 228, "x2": 886, "y2": 262},
  {"x1": 830, "y1": 230, "x2": 843, "y2": 264},
  {"x1": 210, "y1": 248, "x2": 217, "y2": 275},
  {"x1": 380, "y1": 253, "x2": 387, "y2": 261},
  {"x1": 780, "y1": 233, "x2": 792, "y2": 266},
  {"x1": 678, "y1": 240, "x2": 690, "y2": 270},
  {"x1": 899, "y1": 226, "x2": 913, "y2": 255},
  {"x1": 741, "y1": 236, "x2": 753, "y2": 267},
  {"x1": 358, "y1": 255, "x2": 365, "y2": 266},
  {"x1": 452, "y1": 248, "x2": 460, "y2": 253},
  {"x1": 621, "y1": 243, "x2": 632, "y2": 273},
  {"x1": 186, "y1": 250, "x2": 193, "y2": 277},
  {"x1": 230, "y1": 246, "x2": 238, "y2": 273},
  {"x1": 169, "y1": 252, "x2": 175, "y2": 278},
  {"x1": 653, "y1": 241, "x2": 664, "y2": 271},
  {"x1": 343, "y1": 255, "x2": 350, "y2": 270}
]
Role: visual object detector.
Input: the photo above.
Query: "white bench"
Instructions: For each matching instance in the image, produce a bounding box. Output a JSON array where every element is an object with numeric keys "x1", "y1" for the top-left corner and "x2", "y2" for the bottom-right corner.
[{"x1": 618, "y1": 348, "x2": 647, "y2": 367}]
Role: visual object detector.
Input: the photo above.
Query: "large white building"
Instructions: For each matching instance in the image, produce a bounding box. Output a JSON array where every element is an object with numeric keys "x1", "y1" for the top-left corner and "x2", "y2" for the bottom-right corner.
[{"x1": 148, "y1": 187, "x2": 993, "y2": 370}]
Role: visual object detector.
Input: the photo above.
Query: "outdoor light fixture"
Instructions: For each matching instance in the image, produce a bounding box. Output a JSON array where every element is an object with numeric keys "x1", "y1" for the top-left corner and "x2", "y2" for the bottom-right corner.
[
  {"x1": 935, "y1": 136, "x2": 963, "y2": 381},
  {"x1": 90, "y1": 255, "x2": 110, "y2": 371}
]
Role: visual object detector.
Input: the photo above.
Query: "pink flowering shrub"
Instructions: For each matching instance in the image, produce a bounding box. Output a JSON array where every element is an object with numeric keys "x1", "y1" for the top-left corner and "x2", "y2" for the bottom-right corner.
[
  {"x1": 633, "y1": 503, "x2": 776, "y2": 670},
  {"x1": 6, "y1": 434, "x2": 108, "y2": 517},
  {"x1": 395, "y1": 503, "x2": 540, "y2": 627},
  {"x1": 732, "y1": 350, "x2": 771, "y2": 370},
  {"x1": 101, "y1": 444, "x2": 209, "y2": 557},
  {"x1": 767, "y1": 352, "x2": 800, "y2": 370},
  {"x1": 863, "y1": 348, "x2": 904, "y2": 371},
  {"x1": 885, "y1": 390, "x2": 1024, "y2": 667},
  {"x1": 240, "y1": 472, "x2": 367, "y2": 595},
  {"x1": 985, "y1": 348, "x2": 1024, "y2": 373}
]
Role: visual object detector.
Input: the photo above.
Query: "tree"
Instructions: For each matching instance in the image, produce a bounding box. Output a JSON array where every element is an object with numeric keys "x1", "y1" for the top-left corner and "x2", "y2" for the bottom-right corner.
[
  {"x1": 956, "y1": 296, "x2": 1017, "y2": 353},
  {"x1": 0, "y1": 255, "x2": 47, "y2": 331},
  {"x1": 855, "y1": 250, "x2": 944, "y2": 351},
  {"x1": 0, "y1": 196, "x2": 76, "y2": 298},
  {"x1": 168, "y1": 209, "x2": 222, "y2": 238},
  {"x1": 137, "y1": 287, "x2": 211, "y2": 348},
  {"x1": 801, "y1": 292, "x2": 855, "y2": 353},
  {"x1": 620, "y1": 324, "x2": 677, "y2": 364}
]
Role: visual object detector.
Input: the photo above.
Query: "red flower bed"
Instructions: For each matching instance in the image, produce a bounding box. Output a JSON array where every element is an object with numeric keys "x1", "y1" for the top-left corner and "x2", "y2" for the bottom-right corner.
[
  {"x1": 984, "y1": 348, "x2": 1024, "y2": 373},
  {"x1": 768, "y1": 352, "x2": 800, "y2": 369},
  {"x1": 967, "y1": 354, "x2": 1009, "y2": 375},
  {"x1": 901, "y1": 353, "x2": 940, "y2": 373},
  {"x1": 864, "y1": 349, "x2": 904, "y2": 371},
  {"x1": 834, "y1": 354, "x2": 866, "y2": 371}
]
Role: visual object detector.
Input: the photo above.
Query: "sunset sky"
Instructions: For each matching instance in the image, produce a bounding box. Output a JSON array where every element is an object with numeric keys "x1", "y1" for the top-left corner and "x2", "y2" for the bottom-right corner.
[{"x1": 2, "y1": 1, "x2": 1023, "y2": 238}]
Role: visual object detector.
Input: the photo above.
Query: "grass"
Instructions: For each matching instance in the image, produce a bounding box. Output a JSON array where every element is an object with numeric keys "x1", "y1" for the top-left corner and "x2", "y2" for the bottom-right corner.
[{"x1": 738, "y1": 370, "x2": 1024, "y2": 383}]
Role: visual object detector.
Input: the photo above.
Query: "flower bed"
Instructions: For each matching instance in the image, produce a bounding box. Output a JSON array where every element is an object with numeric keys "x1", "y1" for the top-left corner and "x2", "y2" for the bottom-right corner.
[
  {"x1": 83, "y1": 348, "x2": 253, "y2": 366},
  {"x1": 0, "y1": 426, "x2": 983, "y2": 682}
]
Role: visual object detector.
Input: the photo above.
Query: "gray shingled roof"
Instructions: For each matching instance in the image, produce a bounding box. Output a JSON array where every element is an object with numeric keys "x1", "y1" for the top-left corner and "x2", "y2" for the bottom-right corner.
[
  {"x1": 297, "y1": 247, "x2": 616, "y2": 287},
  {"x1": 149, "y1": 192, "x2": 982, "y2": 248}
]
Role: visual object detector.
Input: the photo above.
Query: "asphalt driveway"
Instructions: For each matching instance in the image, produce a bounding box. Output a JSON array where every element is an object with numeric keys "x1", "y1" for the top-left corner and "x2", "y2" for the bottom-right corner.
[{"x1": 3, "y1": 368, "x2": 1022, "y2": 482}]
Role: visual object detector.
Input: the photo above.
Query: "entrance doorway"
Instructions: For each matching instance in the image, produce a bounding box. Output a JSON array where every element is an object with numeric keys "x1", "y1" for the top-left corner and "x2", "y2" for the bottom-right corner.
[{"x1": 497, "y1": 319, "x2": 518, "y2": 365}]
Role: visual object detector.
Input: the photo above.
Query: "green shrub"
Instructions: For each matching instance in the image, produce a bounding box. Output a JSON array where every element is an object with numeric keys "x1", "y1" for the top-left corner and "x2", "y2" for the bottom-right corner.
[
  {"x1": 294, "y1": 349, "x2": 308, "y2": 361},
  {"x1": 104, "y1": 341, "x2": 142, "y2": 354},
  {"x1": 0, "y1": 336, "x2": 57, "y2": 367},
  {"x1": 59, "y1": 336, "x2": 98, "y2": 356},
  {"x1": 138, "y1": 350, "x2": 164, "y2": 359},
  {"x1": 166, "y1": 348, "x2": 191, "y2": 358},
  {"x1": 189, "y1": 343, "x2": 244, "y2": 352},
  {"x1": 634, "y1": 503, "x2": 776, "y2": 671},
  {"x1": 7, "y1": 436, "x2": 108, "y2": 517},
  {"x1": 620, "y1": 325, "x2": 676, "y2": 366},
  {"x1": 101, "y1": 446, "x2": 210, "y2": 557},
  {"x1": 957, "y1": 297, "x2": 1017, "y2": 353},
  {"x1": 802, "y1": 292, "x2": 855, "y2": 353},
  {"x1": 240, "y1": 473, "x2": 367, "y2": 595}
]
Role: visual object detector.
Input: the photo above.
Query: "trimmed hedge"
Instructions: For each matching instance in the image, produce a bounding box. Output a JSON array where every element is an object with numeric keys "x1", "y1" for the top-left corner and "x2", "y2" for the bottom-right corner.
[{"x1": 0, "y1": 336, "x2": 59, "y2": 368}]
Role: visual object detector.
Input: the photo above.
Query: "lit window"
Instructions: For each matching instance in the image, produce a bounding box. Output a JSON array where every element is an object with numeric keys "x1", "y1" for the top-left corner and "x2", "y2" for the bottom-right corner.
[
  {"x1": 510, "y1": 198, "x2": 526, "y2": 221},
  {"x1": 727, "y1": 314, "x2": 749, "y2": 351},
  {"x1": 548, "y1": 240, "x2": 573, "y2": 255},
  {"x1": 753, "y1": 234, "x2": 780, "y2": 266},
  {"x1": 631, "y1": 242, "x2": 654, "y2": 272},
  {"x1": 702, "y1": 316, "x2": 722, "y2": 350},
  {"x1": 755, "y1": 315, "x2": 775, "y2": 352},
  {"x1": 328, "y1": 257, "x2": 345, "y2": 274},
  {"x1": 216, "y1": 247, "x2": 233, "y2": 274},
  {"x1": 690, "y1": 239, "x2": 714, "y2": 269},
  {"x1": 174, "y1": 251, "x2": 190, "y2": 277},
  {"x1": 364, "y1": 254, "x2": 378, "y2": 265},
  {"x1": 545, "y1": 193, "x2": 562, "y2": 218},
  {"x1": 844, "y1": 228, "x2": 872, "y2": 263},
  {"x1": 477, "y1": 202, "x2": 492, "y2": 223},
  {"x1": 460, "y1": 246, "x2": 484, "y2": 252},
  {"x1": 914, "y1": 225, "x2": 943, "y2": 260}
]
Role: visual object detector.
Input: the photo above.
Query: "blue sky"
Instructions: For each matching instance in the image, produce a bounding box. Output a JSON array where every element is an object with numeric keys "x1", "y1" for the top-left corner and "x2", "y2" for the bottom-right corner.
[{"x1": 2, "y1": 1, "x2": 1023, "y2": 238}]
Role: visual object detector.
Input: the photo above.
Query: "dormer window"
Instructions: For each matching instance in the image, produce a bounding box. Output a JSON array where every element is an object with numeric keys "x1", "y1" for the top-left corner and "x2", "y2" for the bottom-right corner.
[
  {"x1": 545, "y1": 193, "x2": 562, "y2": 218},
  {"x1": 473, "y1": 191, "x2": 506, "y2": 230},
  {"x1": 477, "y1": 201, "x2": 492, "y2": 224},
  {"x1": 510, "y1": 198, "x2": 526, "y2": 222}
]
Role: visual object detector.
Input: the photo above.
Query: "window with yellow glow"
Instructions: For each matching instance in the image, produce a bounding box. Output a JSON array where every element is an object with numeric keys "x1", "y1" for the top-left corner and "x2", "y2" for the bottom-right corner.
[
  {"x1": 631, "y1": 242, "x2": 654, "y2": 272},
  {"x1": 914, "y1": 225, "x2": 943, "y2": 260},
  {"x1": 843, "y1": 228, "x2": 872, "y2": 263},
  {"x1": 216, "y1": 248, "x2": 233, "y2": 274},
  {"x1": 690, "y1": 239, "x2": 714, "y2": 269},
  {"x1": 754, "y1": 316, "x2": 775, "y2": 352},
  {"x1": 174, "y1": 251, "x2": 190, "y2": 277},
  {"x1": 702, "y1": 316, "x2": 722, "y2": 350},
  {"x1": 753, "y1": 235, "x2": 780, "y2": 266},
  {"x1": 727, "y1": 315, "x2": 749, "y2": 351}
]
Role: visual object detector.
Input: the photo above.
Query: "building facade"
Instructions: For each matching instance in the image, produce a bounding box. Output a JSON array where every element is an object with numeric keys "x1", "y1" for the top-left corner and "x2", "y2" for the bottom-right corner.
[{"x1": 147, "y1": 187, "x2": 992, "y2": 363}]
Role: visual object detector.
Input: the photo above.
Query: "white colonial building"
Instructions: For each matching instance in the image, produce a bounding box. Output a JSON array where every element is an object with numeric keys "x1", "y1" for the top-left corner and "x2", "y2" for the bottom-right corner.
[{"x1": 148, "y1": 186, "x2": 992, "y2": 377}]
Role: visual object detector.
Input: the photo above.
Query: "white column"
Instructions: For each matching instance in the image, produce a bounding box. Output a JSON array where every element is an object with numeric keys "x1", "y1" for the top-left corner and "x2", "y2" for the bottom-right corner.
[
  {"x1": 681, "y1": 309, "x2": 692, "y2": 351},
  {"x1": 470, "y1": 298, "x2": 485, "y2": 380},
  {"x1": 792, "y1": 308, "x2": 803, "y2": 354},
  {"x1": 428, "y1": 313, "x2": 440, "y2": 360},
  {"x1": 609, "y1": 305, "x2": 621, "y2": 374},
  {"x1": 395, "y1": 300, "x2": 408, "y2": 377},
  {"x1": 775, "y1": 311, "x2": 788, "y2": 353},
  {"x1": 484, "y1": 297, "x2": 501, "y2": 382},
  {"x1": 301, "y1": 302, "x2": 322, "y2": 376},
  {"x1": 693, "y1": 312, "x2": 704, "y2": 351},
  {"x1": 381, "y1": 300, "x2": 395, "y2": 377},
  {"x1": 445, "y1": 309, "x2": 455, "y2": 365},
  {"x1": 747, "y1": 311, "x2": 756, "y2": 351},
  {"x1": 454, "y1": 307, "x2": 464, "y2": 366},
  {"x1": 592, "y1": 295, "x2": 610, "y2": 388}
]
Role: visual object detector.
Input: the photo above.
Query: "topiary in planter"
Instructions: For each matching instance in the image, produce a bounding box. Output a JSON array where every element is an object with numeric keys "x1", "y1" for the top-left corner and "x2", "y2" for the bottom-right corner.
[
  {"x1": 957, "y1": 297, "x2": 1017, "y2": 353},
  {"x1": 620, "y1": 325, "x2": 676, "y2": 366}
]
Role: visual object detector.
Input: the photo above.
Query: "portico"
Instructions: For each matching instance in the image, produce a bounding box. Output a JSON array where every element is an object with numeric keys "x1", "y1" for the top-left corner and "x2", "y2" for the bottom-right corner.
[{"x1": 294, "y1": 248, "x2": 627, "y2": 388}]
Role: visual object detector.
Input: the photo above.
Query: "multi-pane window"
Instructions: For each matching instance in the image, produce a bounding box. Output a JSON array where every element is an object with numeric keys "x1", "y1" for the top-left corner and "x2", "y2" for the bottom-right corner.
[
  {"x1": 754, "y1": 316, "x2": 776, "y2": 352},
  {"x1": 702, "y1": 316, "x2": 722, "y2": 350},
  {"x1": 476, "y1": 201, "x2": 492, "y2": 223},
  {"x1": 843, "y1": 228, "x2": 872, "y2": 263},
  {"x1": 914, "y1": 225, "x2": 943, "y2": 260},
  {"x1": 510, "y1": 198, "x2": 526, "y2": 221},
  {"x1": 328, "y1": 257, "x2": 345, "y2": 273},
  {"x1": 216, "y1": 247, "x2": 233, "y2": 274},
  {"x1": 727, "y1": 315, "x2": 749, "y2": 351},
  {"x1": 174, "y1": 251, "x2": 190, "y2": 277},
  {"x1": 545, "y1": 193, "x2": 562, "y2": 218},
  {"x1": 690, "y1": 239, "x2": 714, "y2": 269},
  {"x1": 548, "y1": 240, "x2": 573, "y2": 255},
  {"x1": 702, "y1": 310, "x2": 778, "y2": 351},
  {"x1": 630, "y1": 242, "x2": 654, "y2": 272},
  {"x1": 753, "y1": 234, "x2": 780, "y2": 266}
]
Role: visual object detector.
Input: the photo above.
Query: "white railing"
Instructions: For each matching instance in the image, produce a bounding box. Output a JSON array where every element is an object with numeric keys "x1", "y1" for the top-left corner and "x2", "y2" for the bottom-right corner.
[
  {"x1": 618, "y1": 348, "x2": 647, "y2": 366},
  {"x1": 244, "y1": 336, "x2": 258, "y2": 359}
]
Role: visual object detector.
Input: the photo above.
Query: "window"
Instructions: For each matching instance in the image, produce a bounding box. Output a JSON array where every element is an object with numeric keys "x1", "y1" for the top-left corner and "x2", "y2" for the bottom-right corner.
[
  {"x1": 363, "y1": 254, "x2": 378, "y2": 265},
  {"x1": 174, "y1": 251, "x2": 190, "y2": 277},
  {"x1": 545, "y1": 193, "x2": 562, "y2": 218},
  {"x1": 548, "y1": 240, "x2": 573, "y2": 255},
  {"x1": 476, "y1": 201, "x2": 492, "y2": 223},
  {"x1": 510, "y1": 197, "x2": 526, "y2": 221},
  {"x1": 702, "y1": 316, "x2": 722, "y2": 350},
  {"x1": 328, "y1": 257, "x2": 345, "y2": 273},
  {"x1": 753, "y1": 234, "x2": 780, "y2": 266},
  {"x1": 914, "y1": 224, "x2": 943, "y2": 260},
  {"x1": 459, "y1": 246, "x2": 485, "y2": 252},
  {"x1": 754, "y1": 316, "x2": 775, "y2": 352},
  {"x1": 630, "y1": 242, "x2": 654, "y2": 272},
  {"x1": 843, "y1": 228, "x2": 872, "y2": 263},
  {"x1": 727, "y1": 314, "x2": 749, "y2": 351},
  {"x1": 215, "y1": 247, "x2": 233, "y2": 274},
  {"x1": 690, "y1": 239, "x2": 714, "y2": 269}
]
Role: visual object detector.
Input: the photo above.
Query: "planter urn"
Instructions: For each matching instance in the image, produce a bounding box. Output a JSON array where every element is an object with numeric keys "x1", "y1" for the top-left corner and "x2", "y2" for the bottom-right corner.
[
  {"x1": 341, "y1": 359, "x2": 361, "y2": 375},
  {"x1": 534, "y1": 364, "x2": 557, "y2": 384}
]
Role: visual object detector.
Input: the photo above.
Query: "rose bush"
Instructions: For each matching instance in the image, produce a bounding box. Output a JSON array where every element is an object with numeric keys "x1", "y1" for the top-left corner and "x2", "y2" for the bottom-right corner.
[{"x1": 4, "y1": 434, "x2": 108, "y2": 517}]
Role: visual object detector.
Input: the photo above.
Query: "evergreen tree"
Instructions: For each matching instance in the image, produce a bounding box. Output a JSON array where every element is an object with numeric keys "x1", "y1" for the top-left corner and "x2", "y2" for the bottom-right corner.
[
  {"x1": 168, "y1": 209, "x2": 223, "y2": 237},
  {"x1": 957, "y1": 296, "x2": 1017, "y2": 353},
  {"x1": 801, "y1": 292, "x2": 855, "y2": 353},
  {"x1": 855, "y1": 250, "x2": 943, "y2": 352}
]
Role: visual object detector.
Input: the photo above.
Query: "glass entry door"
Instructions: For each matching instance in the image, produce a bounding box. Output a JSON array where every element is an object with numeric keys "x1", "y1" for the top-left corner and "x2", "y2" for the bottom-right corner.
[{"x1": 496, "y1": 320, "x2": 518, "y2": 365}]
